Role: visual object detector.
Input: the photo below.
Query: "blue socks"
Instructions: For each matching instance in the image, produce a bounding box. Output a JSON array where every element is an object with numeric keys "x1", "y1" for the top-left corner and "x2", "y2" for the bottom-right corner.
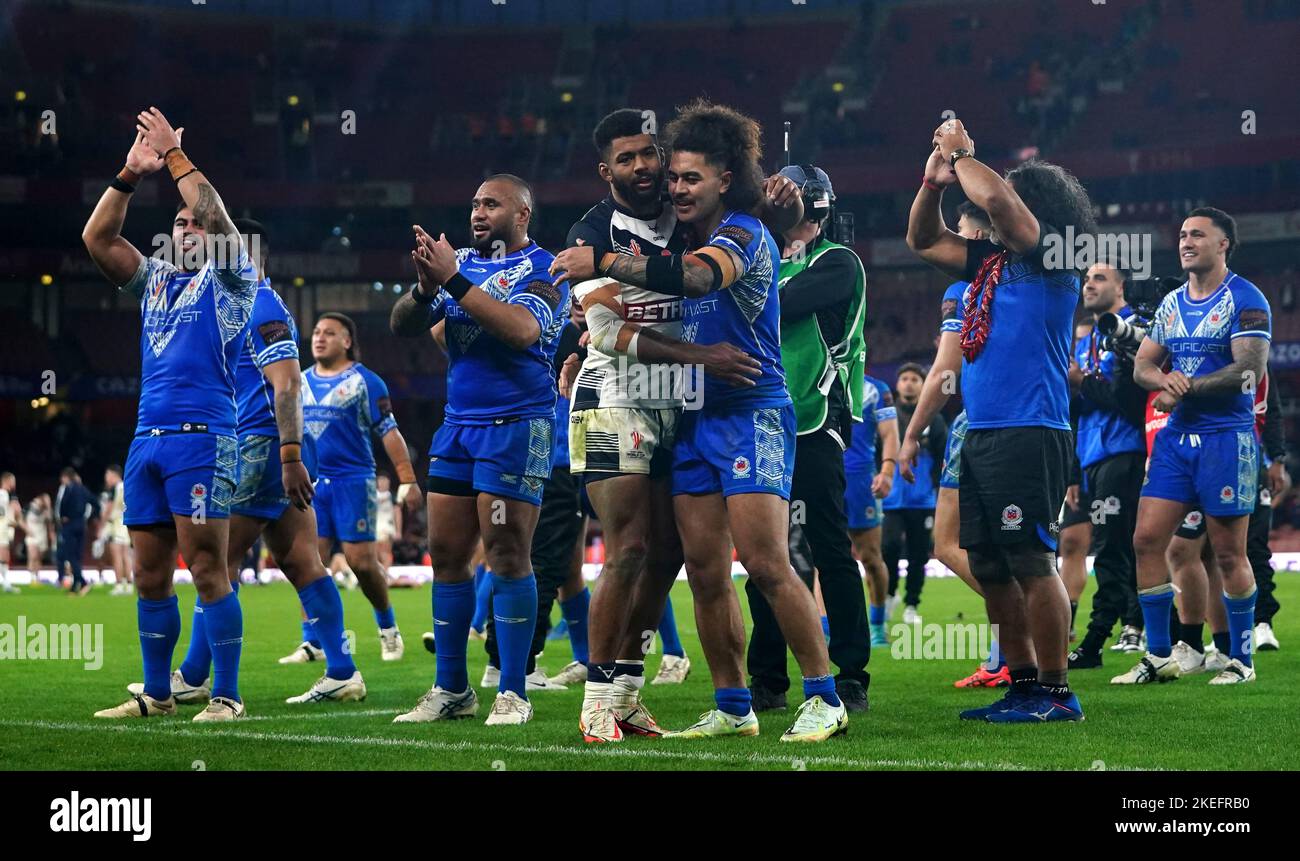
[
  {"x1": 202, "y1": 590, "x2": 243, "y2": 702},
  {"x1": 560, "y1": 587, "x2": 590, "y2": 664},
  {"x1": 299, "y1": 576, "x2": 356, "y2": 680},
  {"x1": 471, "y1": 563, "x2": 491, "y2": 632},
  {"x1": 492, "y1": 573, "x2": 537, "y2": 698},
  {"x1": 715, "y1": 687, "x2": 752, "y2": 717},
  {"x1": 658, "y1": 596, "x2": 685, "y2": 658},
  {"x1": 373, "y1": 604, "x2": 396, "y2": 631},
  {"x1": 178, "y1": 599, "x2": 211, "y2": 687},
  {"x1": 1224, "y1": 589, "x2": 1257, "y2": 667},
  {"x1": 138, "y1": 596, "x2": 181, "y2": 702},
  {"x1": 432, "y1": 580, "x2": 475, "y2": 693},
  {"x1": 868, "y1": 604, "x2": 886, "y2": 626},
  {"x1": 301, "y1": 619, "x2": 321, "y2": 649},
  {"x1": 1138, "y1": 583, "x2": 1175, "y2": 658},
  {"x1": 803, "y1": 673, "x2": 841, "y2": 707}
]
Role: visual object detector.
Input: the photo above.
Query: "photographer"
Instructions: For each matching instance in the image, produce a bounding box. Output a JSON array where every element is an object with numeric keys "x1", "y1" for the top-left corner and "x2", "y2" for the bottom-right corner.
[{"x1": 1066, "y1": 262, "x2": 1148, "y2": 669}]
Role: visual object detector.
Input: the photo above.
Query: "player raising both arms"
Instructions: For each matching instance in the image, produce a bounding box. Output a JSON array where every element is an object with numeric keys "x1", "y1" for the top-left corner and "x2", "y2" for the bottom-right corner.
[
  {"x1": 553, "y1": 100, "x2": 847, "y2": 742},
  {"x1": 300, "y1": 313, "x2": 415, "y2": 663},
  {"x1": 84, "y1": 110, "x2": 257, "y2": 721},
  {"x1": 899, "y1": 201, "x2": 1011, "y2": 688},
  {"x1": 1117, "y1": 207, "x2": 1270, "y2": 686},
  {"x1": 908, "y1": 119, "x2": 1096, "y2": 723},
  {"x1": 390, "y1": 174, "x2": 569, "y2": 726}
]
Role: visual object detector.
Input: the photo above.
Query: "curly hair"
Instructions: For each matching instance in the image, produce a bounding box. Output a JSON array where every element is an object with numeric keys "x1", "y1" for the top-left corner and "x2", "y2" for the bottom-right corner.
[
  {"x1": 1003, "y1": 159, "x2": 1098, "y2": 236},
  {"x1": 662, "y1": 99, "x2": 765, "y2": 212}
]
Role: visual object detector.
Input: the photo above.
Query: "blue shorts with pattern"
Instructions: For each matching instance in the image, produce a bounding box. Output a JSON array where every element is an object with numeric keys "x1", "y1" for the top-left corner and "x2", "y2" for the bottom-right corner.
[
  {"x1": 672, "y1": 404, "x2": 796, "y2": 499},
  {"x1": 427, "y1": 418, "x2": 554, "y2": 506}
]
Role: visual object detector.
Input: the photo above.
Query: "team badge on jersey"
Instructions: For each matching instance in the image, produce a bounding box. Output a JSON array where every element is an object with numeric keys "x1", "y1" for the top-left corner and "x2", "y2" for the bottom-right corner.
[
  {"x1": 1001, "y1": 504, "x2": 1023, "y2": 530},
  {"x1": 1220, "y1": 486, "x2": 1234, "y2": 503},
  {"x1": 732, "y1": 456, "x2": 751, "y2": 478}
]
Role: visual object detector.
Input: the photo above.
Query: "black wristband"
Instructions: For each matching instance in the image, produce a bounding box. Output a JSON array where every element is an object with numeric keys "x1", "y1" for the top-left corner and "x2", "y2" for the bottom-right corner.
[
  {"x1": 443, "y1": 272, "x2": 472, "y2": 302},
  {"x1": 411, "y1": 283, "x2": 438, "y2": 306},
  {"x1": 110, "y1": 177, "x2": 136, "y2": 194}
]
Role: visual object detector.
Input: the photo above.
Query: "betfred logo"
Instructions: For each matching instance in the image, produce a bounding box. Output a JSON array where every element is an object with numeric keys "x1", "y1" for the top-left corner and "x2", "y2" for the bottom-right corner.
[
  {"x1": 1000, "y1": 504, "x2": 1023, "y2": 530},
  {"x1": 732, "y1": 456, "x2": 751, "y2": 478}
]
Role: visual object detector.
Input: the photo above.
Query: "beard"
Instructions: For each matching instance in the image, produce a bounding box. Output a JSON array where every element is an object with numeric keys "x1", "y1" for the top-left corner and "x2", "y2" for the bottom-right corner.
[
  {"x1": 612, "y1": 173, "x2": 663, "y2": 214},
  {"x1": 470, "y1": 225, "x2": 511, "y2": 255}
]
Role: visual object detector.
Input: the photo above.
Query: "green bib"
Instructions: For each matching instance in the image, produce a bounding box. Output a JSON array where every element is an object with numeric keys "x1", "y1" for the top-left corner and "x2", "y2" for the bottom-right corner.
[{"x1": 778, "y1": 238, "x2": 867, "y2": 434}]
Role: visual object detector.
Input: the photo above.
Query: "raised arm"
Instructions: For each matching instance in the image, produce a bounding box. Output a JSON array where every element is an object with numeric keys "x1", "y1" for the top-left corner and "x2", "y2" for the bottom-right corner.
[
  {"x1": 550, "y1": 239, "x2": 745, "y2": 301},
  {"x1": 136, "y1": 108, "x2": 245, "y2": 274},
  {"x1": 82, "y1": 132, "x2": 163, "y2": 286},
  {"x1": 934, "y1": 120, "x2": 1040, "y2": 255}
]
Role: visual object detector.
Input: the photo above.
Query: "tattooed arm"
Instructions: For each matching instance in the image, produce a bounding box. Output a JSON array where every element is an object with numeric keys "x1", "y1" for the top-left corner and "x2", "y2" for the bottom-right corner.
[{"x1": 1186, "y1": 335, "x2": 1269, "y2": 398}]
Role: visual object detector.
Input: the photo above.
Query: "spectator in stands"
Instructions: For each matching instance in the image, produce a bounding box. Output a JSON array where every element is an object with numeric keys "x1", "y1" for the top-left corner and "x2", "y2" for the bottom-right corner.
[{"x1": 55, "y1": 467, "x2": 96, "y2": 595}]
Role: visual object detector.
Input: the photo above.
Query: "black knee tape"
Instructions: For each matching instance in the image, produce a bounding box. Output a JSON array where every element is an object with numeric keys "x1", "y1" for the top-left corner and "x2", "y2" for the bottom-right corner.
[
  {"x1": 968, "y1": 545, "x2": 1012, "y2": 584},
  {"x1": 1004, "y1": 543, "x2": 1057, "y2": 578},
  {"x1": 427, "y1": 475, "x2": 476, "y2": 497}
]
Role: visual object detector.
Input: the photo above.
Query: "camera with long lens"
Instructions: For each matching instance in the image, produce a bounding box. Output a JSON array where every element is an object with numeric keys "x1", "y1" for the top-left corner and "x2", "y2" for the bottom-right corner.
[{"x1": 1095, "y1": 276, "x2": 1182, "y2": 356}]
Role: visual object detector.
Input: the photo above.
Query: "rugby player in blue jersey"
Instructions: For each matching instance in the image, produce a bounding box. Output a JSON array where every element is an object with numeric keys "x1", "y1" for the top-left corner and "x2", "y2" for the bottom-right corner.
[
  {"x1": 127, "y1": 221, "x2": 365, "y2": 707},
  {"x1": 1116, "y1": 207, "x2": 1270, "y2": 686},
  {"x1": 553, "y1": 101, "x2": 847, "y2": 742},
  {"x1": 900, "y1": 202, "x2": 1013, "y2": 688},
  {"x1": 303, "y1": 313, "x2": 417, "y2": 662},
  {"x1": 83, "y1": 111, "x2": 256, "y2": 721},
  {"x1": 908, "y1": 118, "x2": 1097, "y2": 722},
  {"x1": 390, "y1": 174, "x2": 569, "y2": 726}
]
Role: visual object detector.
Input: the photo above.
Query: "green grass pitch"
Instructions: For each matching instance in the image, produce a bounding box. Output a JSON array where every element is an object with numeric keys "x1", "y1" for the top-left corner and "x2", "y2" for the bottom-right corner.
[{"x1": 2, "y1": 573, "x2": 1297, "y2": 771}]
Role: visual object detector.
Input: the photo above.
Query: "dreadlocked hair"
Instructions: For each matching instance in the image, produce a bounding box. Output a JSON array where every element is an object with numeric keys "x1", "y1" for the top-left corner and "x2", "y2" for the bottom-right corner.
[
  {"x1": 663, "y1": 99, "x2": 765, "y2": 213},
  {"x1": 1003, "y1": 159, "x2": 1098, "y2": 236}
]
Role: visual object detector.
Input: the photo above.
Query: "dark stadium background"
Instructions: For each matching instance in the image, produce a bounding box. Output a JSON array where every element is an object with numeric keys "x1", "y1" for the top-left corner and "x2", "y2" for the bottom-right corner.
[{"x1": 3, "y1": 0, "x2": 1299, "y2": 553}]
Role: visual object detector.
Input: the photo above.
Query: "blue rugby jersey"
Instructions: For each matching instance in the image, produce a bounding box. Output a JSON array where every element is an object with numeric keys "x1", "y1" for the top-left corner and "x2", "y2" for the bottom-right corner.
[
  {"x1": 302, "y1": 363, "x2": 398, "y2": 478},
  {"x1": 235, "y1": 280, "x2": 300, "y2": 438},
  {"x1": 681, "y1": 210, "x2": 789, "y2": 410},
  {"x1": 1147, "y1": 272, "x2": 1271, "y2": 434},
  {"x1": 1074, "y1": 304, "x2": 1145, "y2": 468},
  {"x1": 425, "y1": 242, "x2": 569, "y2": 424},
  {"x1": 843, "y1": 375, "x2": 897, "y2": 473},
  {"x1": 123, "y1": 249, "x2": 259, "y2": 437},
  {"x1": 959, "y1": 226, "x2": 1077, "y2": 430}
]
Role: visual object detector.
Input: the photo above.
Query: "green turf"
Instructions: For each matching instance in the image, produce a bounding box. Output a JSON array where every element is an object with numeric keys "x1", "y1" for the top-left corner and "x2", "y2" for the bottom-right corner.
[{"x1": 1, "y1": 573, "x2": 1297, "y2": 770}]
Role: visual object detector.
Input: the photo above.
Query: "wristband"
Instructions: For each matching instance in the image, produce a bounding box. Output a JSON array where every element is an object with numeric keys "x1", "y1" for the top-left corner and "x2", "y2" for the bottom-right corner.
[
  {"x1": 625, "y1": 330, "x2": 641, "y2": 362},
  {"x1": 112, "y1": 167, "x2": 140, "y2": 193},
  {"x1": 281, "y1": 458, "x2": 303, "y2": 465},
  {"x1": 443, "y1": 272, "x2": 472, "y2": 302},
  {"x1": 411, "y1": 282, "x2": 438, "y2": 305},
  {"x1": 922, "y1": 178, "x2": 942, "y2": 192},
  {"x1": 881, "y1": 458, "x2": 897, "y2": 466},
  {"x1": 165, "y1": 146, "x2": 197, "y2": 181},
  {"x1": 279, "y1": 442, "x2": 302, "y2": 462}
]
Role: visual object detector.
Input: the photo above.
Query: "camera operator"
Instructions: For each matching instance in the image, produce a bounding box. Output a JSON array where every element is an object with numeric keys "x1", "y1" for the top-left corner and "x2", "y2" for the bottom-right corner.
[
  {"x1": 1065, "y1": 262, "x2": 1148, "y2": 669},
  {"x1": 745, "y1": 164, "x2": 872, "y2": 713}
]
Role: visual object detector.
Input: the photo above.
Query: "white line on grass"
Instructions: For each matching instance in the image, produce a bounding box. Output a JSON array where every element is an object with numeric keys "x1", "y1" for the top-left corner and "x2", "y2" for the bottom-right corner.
[{"x1": 2, "y1": 718, "x2": 1116, "y2": 770}]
